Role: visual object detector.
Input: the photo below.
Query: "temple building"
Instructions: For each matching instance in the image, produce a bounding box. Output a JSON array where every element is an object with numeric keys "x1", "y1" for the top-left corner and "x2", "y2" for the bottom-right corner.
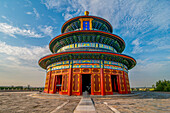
[{"x1": 38, "y1": 11, "x2": 136, "y2": 96}]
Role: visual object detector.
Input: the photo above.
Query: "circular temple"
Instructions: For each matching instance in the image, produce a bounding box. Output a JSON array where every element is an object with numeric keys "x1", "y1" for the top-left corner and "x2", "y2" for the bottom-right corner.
[{"x1": 39, "y1": 12, "x2": 136, "y2": 96}]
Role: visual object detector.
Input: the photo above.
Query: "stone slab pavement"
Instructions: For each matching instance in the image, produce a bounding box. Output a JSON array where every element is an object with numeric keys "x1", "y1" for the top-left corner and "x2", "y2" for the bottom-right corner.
[{"x1": 74, "y1": 97, "x2": 96, "y2": 113}]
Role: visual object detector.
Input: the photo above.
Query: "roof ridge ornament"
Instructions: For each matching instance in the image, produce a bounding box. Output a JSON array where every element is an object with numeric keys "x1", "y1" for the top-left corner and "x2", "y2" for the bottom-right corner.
[{"x1": 84, "y1": 11, "x2": 89, "y2": 16}]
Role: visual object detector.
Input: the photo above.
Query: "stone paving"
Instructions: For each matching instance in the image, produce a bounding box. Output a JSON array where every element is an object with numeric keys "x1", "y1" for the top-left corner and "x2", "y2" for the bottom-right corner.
[
  {"x1": 0, "y1": 92, "x2": 80, "y2": 113},
  {"x1": 0, "y1": 91, "x2": 170, "y2": 113},
  {"x1": 74, "y1": 98, "x2": 96, "y2": 113},
  {"x1": 93, "y1": 92, "x2": 170, "y2": 113}
]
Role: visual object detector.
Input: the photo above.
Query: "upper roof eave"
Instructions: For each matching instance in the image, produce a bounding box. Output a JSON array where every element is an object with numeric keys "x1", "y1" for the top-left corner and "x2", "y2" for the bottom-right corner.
[{"x1": 61, "y1": 15, "x2": 113, "y2": 33}]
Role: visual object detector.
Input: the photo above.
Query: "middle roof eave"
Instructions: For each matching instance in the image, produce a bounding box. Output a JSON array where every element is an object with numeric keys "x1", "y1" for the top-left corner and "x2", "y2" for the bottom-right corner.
[{"x1": 49, "y1": 30, "x2": 125, "y2": 53}]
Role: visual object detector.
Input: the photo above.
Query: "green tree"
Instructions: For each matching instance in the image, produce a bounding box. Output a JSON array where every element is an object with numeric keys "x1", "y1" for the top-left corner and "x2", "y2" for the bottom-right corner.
[{"x1": 153, "y1": 79, "x2": 170, "y2": 91}]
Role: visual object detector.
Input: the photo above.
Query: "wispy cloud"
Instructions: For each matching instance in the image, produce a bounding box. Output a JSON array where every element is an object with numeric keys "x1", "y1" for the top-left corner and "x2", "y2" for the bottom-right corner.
[
  {"x1": 131, "y1": 38, "x2": 143, "y2": 54},
  {"x1": 24, "y1": 0, "x2": 32, "y2": 7},
  {"x1": 48, "y1": 16, "x2": 57, "y2": 23},
  {"x1": 147, "y1": 37, "x2": 170, "y2": 50},
  {"x1": 131, "y1": 36, "x2": 170, "y2": 54},
  {"x1": 23, "y1": 24, "x2": 30, "y2": 27},
  {"x1": 148, "y1": 37, "x2": 169, "y2": 46},
  {"x1": 136, "y1": 58, "x2": 149, "y2": 64},
  {"x1": 167, "y1": 57, "x2": 170, "y2": 60},
  {"x1": 26, "y1": 12, "x2": 32, "y2": 15},
  {"x1": 33, "y1": 8, "x2": 40, "y2": 19},
  {"x1": 26, "y1": 8, "x2": 40, "y2": 19},
  {"x1": 42, "y1": 0, "x2": 170, "y2": 37},
  {"x1": 38, "y1": 25, "x2": 54, "y2": 37},
  {"x1": 1, "y1": 16, "x2": 12, "y2": 24},
  {"x1": 0, "y1": 23, "x2": 43, "y2": 38}
]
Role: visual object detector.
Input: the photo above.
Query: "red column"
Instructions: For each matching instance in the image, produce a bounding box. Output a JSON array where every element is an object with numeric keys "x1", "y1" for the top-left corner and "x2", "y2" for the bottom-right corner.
[
  {"x1": 44, "y1": 74, "x2": 48, "y2": 93},
  {"x1": 53, "y1": 75, "x2": 57, "y2": 93},
  {"x1": 68, "y1": 68, "x2": 72, "y2": 96},
  {"x1": 91, "y1": 74, "x2": 94, "y2": 95},
  {"x1": 80, "y1": 73, "x2": 82, "y2": 95},
  {"x1": 100, "y1": 68, "x2": 105, "y2": 96},
  {"x1": 50, "y1": 75, "x2": 56, "y2": 94},
  {"x1": 125, "y1": 73, "x2": 131, "y2": 93},
  {"x1": 47, "y1": 71, "x2": 52, "y2": 93},
  {"x1": 123, "y1": 71, "x2": 128, "y2": 94}
]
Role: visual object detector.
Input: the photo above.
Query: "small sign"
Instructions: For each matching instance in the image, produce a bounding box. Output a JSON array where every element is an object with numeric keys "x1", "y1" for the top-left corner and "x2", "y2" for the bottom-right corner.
[{"x1": 83, "y1": 21, "x2": 90, "y2": 30}]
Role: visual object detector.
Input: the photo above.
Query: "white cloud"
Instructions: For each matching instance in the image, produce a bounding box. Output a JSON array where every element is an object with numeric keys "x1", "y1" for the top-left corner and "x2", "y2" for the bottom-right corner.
[
  {"x1": 6, "y1": 57, "x2": 21, "y2": 65},
  {"x1": 0, "y1": 41, "x2": 50, "y2": 61},
  {"x1": 0, "y1": 23, "x2": 43, "y2": 38},
  {"x1": 63, "y1": 13, "x2": 74, "y2": 21},
  {"x1": 0, "y1": 52, "x2": 46, "y2": 87},
  {"x1": 42, "y1": 0, "x2": 84, "y2": 20},
  {"x1": 33, "y1": 8, "x2": 40, "y2": 19},
  {"x1": 42, "y1": 0, "x2": 170, "y2": 37},
  {"x1": 151, "y1": 3, "x2": 170, "y2": 30},
  {"x1": 38, "y1": 25, "x2": 54, "y2": 37},
  {"x1": 131, "y1": 38, "x2": 143, "y2": 54},
  {"x1": 0, "y1": 42, "x2": 50, "y2": 86},
  {"x1": 129, "y1": 59, "x2": 170, "y2": 87},
  {"x1": 26, "y1": 12, "x2": 32, "y2": 15}
]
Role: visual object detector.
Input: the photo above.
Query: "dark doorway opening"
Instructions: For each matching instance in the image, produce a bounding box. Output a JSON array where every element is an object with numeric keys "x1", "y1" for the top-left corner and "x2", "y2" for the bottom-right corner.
[
  {"x1": 111, "y1": 75, "x2": 118, "y2": 92},
  {"x1": 56, "y1": 75, "x2": 62, "y2": 93},
  {"x1": 82, "y1": 74, "x2": 91, "y2": 94}
]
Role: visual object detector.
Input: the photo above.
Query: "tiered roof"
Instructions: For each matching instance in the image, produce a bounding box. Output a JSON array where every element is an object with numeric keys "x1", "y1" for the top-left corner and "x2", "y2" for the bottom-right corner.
[{"x1": 39, "y1": 11, "x2": 136, "y2": 70}]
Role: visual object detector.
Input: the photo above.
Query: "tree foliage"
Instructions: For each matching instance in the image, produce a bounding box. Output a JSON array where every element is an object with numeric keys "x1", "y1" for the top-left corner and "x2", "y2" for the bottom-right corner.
[{"x1": 153, "y1": 80, "x2": 170, "y2": 91}]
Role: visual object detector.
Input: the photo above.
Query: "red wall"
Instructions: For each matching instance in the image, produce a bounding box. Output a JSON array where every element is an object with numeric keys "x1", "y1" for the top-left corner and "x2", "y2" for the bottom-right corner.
[{"x1": 44, "y1": 68, "x2": 130, "y2": 95}]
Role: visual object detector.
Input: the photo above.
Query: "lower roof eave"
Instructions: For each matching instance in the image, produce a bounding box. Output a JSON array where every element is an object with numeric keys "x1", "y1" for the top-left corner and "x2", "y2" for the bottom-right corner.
[{"x1": 38, "y1": 51, "x2": 136, "y2": 70}]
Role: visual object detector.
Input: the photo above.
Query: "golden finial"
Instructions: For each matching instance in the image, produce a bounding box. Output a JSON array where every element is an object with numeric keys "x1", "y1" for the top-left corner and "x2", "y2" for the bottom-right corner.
[{"x1": 84, "y1": 11, "x2": 89, "y2": 16}]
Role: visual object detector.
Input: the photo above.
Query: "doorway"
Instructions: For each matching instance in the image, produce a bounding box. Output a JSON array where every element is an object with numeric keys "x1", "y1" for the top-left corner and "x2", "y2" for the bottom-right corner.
[
  {"x1": 56, "y1": 75, "x2": 62, "y2": 93},
  {"x1": 82, "y1": 74, "x2": 91, "y2": 94},
  {"x1": 111, "y1": 75, "x2": 118, "y2": 92}
]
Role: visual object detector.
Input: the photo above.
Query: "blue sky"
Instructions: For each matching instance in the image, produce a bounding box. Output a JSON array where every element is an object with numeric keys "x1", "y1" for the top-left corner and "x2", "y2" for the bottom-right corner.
[{"x1": 0, "y1": 0, "x2": 169, "y2": 87}]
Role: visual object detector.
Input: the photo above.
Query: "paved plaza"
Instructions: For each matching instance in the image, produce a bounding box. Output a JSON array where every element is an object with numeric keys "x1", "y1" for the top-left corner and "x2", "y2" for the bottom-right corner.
[{"x1": 0, "y1": 91, "x2": 170, "y2": 113}]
